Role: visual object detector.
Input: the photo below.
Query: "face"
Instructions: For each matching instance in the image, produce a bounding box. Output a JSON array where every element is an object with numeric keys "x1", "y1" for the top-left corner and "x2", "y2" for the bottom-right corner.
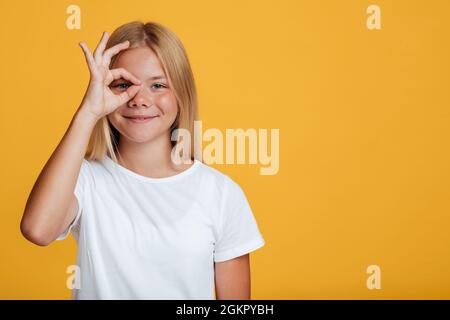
[{"x1": 107, "y1": 46, "x2": 178, "y2": 144}]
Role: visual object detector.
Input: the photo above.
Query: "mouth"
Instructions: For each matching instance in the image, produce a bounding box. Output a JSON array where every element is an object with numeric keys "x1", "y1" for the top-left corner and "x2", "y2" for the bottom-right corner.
[{"x1": 123, "y1": 115, "x2": 159, "y2": 124}]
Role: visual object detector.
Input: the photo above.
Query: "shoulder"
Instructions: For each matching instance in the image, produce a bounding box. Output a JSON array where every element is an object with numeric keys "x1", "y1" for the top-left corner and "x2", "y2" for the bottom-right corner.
[
  {"x1": 80, "y1": 157, "x2": 104, "y2": 175},
  {"x1": 195, "y1": 160, "x2": 244, "y2": 199},
  {"x1": 77, "y1": 157, "x2": 110, "y2": 186}
]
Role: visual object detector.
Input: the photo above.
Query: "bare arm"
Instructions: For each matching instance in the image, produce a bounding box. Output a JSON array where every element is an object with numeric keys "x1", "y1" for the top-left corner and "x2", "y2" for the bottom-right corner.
[
  {"x1": 20, "y1": 31, "x2": 142, "y2": 246},
  {"x1": 20, "y1": 108, "x2": 98, "y2": 246},
  {"x1": 214, "y1": 254, "x2": 251, "y2": 299}
]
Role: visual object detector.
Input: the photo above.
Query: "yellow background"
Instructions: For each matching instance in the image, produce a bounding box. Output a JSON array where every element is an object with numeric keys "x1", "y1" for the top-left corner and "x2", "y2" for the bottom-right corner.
[{"x1": 1, "y1": 0, "x2": 449, "y2": 299}]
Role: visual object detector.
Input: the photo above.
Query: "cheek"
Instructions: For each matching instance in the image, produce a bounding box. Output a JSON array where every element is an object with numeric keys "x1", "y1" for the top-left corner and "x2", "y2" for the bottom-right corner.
[
  {"x1": 156, "y1": 94, "x2": 178, "y2": 118},
  {"x1": 106, "y1": 112, "x2": 121, "y2": 129}
]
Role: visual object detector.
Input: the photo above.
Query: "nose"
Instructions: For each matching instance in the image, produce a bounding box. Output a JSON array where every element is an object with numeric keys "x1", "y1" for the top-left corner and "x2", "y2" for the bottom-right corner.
[{"x1": 127, "y1": 86, "x2": 153, "y2": 108}]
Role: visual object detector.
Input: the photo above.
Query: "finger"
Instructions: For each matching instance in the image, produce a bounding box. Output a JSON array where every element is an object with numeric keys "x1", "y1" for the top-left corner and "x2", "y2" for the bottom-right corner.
[
  {"x1": 93, "y1": 31, "x2": 109, "y2": 65},
  {"x1": 109, "y1": 68, "x2": 141, "y2": 85},
  {"x1": 79, "y1": 42, "x2": 95, "y2": 71},
  {"x1": 102, "y1": 41, "x2": 130, "y2": 67},
  {"x1": 118, "y1": 84, "x2": 141, "y2": 105}
]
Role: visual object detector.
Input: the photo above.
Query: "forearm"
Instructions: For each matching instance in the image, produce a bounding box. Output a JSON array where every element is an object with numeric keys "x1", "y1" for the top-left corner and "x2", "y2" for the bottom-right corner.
[{"x1": 20, "y1": 105, "x2": 98, "y2": 245}]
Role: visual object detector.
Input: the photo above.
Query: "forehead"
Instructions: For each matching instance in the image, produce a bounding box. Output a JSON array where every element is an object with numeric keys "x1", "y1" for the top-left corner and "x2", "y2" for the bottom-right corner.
[{"x1": 112, "y1": 46, "x2": 166, "y2": 79}]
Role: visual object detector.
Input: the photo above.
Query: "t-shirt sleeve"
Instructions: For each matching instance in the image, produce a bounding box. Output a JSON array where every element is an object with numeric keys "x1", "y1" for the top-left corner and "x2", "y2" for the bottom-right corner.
[
  {"x1": 55, "y1": 159, "x2": 91, "y2": 241},
  {"x1": 213, "y1": 177, "x2": 265, "y2": 262}
]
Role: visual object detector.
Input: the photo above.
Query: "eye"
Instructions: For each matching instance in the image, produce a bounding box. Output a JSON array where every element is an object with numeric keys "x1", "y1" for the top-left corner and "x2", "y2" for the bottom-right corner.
[
  {"x1": 152, "y1": 83, "x2": 167, "y2": 89},
  {"x1": 111, "y1": 82, "x2": 131, "y2": 90},
  {"x1": 111, "y1": 82, "x2": 168, "y2": 90}
]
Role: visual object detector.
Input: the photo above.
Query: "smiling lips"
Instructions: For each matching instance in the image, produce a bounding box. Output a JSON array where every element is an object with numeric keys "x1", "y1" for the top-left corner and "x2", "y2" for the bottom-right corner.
[{"x1": 123, "y1": 115, "x2": 159, "y2": 123}]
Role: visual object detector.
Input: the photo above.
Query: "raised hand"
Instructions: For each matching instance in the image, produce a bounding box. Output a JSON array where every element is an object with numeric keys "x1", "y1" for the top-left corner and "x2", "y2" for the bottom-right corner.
[{"x1": 78, "y1": 31, "x2": 141, "y2": 121}]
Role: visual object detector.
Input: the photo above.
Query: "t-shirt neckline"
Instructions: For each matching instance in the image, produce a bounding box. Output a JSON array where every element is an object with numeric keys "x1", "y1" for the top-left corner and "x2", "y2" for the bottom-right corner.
[{"x1": 103, "y1": 155, "x2": 201, "y2": 183}]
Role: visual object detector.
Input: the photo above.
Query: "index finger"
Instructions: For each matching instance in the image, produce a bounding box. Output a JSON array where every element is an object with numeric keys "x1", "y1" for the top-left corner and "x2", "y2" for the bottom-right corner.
[{"x1": 109, "y1": 68, "x2": 142, "y2": 86}]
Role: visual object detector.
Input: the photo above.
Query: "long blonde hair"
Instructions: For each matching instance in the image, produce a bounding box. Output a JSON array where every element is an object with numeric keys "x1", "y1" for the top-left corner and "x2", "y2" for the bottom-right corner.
[{"x1": 85, "y1": 21, "x2": 199, "y2": 163}]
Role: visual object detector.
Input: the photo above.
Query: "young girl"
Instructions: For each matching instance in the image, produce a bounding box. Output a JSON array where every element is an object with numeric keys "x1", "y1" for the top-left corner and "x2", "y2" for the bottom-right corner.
[{"x1": 20, "y1": 21, "x2": 265, "y2": 300}]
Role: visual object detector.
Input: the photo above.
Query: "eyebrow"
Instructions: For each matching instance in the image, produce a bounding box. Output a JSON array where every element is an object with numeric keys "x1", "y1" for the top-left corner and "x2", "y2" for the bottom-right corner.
[
  {"x1": 147, "y1": 75, "x2": 166, "y2": 80},
  {"x1": 111, "y1": 75, "x2": 166, "y2": 85}
]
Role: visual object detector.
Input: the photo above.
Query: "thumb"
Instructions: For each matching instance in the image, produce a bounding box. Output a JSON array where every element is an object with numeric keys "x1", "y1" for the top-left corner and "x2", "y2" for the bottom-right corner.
[{"x1": 118, "y1": 84, "x2": 141, "y2": 104}]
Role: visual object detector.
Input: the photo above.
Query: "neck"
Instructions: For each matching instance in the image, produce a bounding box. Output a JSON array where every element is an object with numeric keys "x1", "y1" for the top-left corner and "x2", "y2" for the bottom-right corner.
[{"x1": 115, "y1": 131, "x2": 193, "y2": 178}]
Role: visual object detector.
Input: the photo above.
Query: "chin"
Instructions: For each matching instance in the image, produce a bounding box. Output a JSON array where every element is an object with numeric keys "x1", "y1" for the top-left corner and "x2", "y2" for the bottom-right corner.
[{"x1": 119, "y1": 130, "x2": 163, "y2": 144}]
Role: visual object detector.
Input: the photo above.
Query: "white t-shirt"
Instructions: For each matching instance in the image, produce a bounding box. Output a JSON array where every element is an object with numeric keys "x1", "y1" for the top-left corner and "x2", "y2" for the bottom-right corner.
[{"x1": 56, "y1": 155, "x2": 265, "y2": 300}]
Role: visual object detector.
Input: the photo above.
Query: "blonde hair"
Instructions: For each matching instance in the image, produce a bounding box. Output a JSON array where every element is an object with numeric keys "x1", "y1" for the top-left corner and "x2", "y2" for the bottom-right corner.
[{"x1": 85, "y1": 21, "x2": 199, "y2": 163}]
